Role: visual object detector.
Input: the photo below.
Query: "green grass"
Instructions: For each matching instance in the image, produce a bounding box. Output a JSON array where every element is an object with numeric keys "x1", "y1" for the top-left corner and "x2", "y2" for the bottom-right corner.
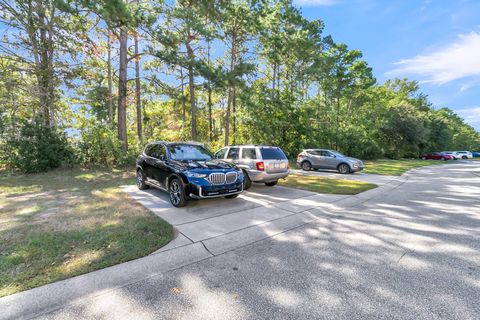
[
  {"x1": 290, "y1": 157, "x2": 449, "y2": 176},
  {"x1": 362, "y1": 159, "x2": 447, "y2": 176},
  {"x1": 279, "y1": 174, "x2": 377, "y2": 195},
  {"x1": 0, "y1": 168, "x2": 173, "y2": 297}
]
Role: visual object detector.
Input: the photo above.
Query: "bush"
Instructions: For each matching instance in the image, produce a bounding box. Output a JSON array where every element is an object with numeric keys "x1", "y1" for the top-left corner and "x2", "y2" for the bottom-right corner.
[
  {"x1": 77, "y1": 124, "x2": 140, "y2": 167},
  {"x1": 0, "y1": 121, "x2": 76, "y2": 173}
]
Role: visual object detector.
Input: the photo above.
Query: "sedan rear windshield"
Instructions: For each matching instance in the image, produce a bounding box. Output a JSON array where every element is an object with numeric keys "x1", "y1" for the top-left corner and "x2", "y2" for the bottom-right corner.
[
  {"x1": 260, "y1": 147, "x2": 287, "y2": 160},
  {"x1": 168, "y1": 144, "x2": 213, "y2": 161}
]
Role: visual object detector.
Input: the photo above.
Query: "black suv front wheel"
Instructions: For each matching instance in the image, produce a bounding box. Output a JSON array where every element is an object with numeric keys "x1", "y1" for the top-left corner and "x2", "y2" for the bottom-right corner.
[
  {"x1": 169, "y1": 178, "x2": 187, "y2": 207},
  {"x1": 242, "y1": 170, "x2": 252, "y2": 190},
  {"x1": 136, "y1": 169, "x2": 149, "y2": 190}
]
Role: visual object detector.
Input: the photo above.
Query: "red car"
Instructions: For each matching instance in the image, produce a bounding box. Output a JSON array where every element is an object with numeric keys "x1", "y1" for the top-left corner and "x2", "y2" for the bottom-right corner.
[{"x1": 419, "y1": 152, "x2": 453, "y2": 160}]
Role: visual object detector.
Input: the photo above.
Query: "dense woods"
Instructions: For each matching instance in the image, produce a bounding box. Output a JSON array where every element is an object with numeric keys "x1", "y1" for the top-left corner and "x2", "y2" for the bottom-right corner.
[{"x1": 1, "y1": 0, "x2": 479, "y2": 172}]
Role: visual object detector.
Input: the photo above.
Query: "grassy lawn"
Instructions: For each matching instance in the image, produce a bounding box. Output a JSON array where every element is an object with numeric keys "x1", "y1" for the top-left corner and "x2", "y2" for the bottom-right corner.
[
  {"x1": 279, "y1": 174, "x2": 377, "y2": 195},
  {"x1": 362, "y1": 159, "x2": 447, "y2": 176},
  {"x1": 290, "y1": 158, "x2": 450, "y2": 176},
  {"x1": 0, "y1": 168, "x2": 173, "y2": 297}
]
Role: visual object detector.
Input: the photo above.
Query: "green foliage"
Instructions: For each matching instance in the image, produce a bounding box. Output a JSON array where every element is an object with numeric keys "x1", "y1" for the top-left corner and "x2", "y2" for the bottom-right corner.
[
  {"x1": 77, "y1": 124, "x2": 139, "y2": 167},
  {"x1": 1, "y1": 0, "x2": 479, "y2": 171},
  {"x1": 0, "y1": 121, "x2": 76, "y2": 173}
]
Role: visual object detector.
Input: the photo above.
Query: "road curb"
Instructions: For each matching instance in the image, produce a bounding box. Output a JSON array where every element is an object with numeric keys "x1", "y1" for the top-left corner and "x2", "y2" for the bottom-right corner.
[{"x1": 0, "y1": 243, "x2": 212, "y2": 320}]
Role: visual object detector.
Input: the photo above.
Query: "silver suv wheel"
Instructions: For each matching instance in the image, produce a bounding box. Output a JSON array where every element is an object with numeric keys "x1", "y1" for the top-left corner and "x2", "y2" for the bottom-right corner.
[
  {"x1": 338, "y1": 163, "x2": 350, "y2": 174},
  {"x1": 301, "y1": 161, "x2": 312, "y2": 171}
]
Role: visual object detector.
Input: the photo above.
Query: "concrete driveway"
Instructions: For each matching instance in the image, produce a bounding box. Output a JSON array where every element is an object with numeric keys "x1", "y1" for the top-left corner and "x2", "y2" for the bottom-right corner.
[
  {"x1": 123, "y1": 184, "x2": 351, "y2": 255},
  {"x1": 2, "y1": 161, "x2": 479, "y2": 320}
]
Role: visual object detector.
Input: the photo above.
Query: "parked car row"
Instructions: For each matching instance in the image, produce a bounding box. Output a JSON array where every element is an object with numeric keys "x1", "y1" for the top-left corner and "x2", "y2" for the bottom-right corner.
[
  {"x1": 419, "y1": 150, "x2": 474, "y2": 161},
  {"x1": 136, "y1": 142, "x2": 364, "y2": 207},
  {"x1": 136, "y1": 142, "x2": 292, "y2": 207}
]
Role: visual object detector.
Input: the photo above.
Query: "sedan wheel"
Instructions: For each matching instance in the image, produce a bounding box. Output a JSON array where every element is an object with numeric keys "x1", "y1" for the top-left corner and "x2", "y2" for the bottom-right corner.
[
  {"x1": 338, "y1": 163, "x2": 350, "y2": 174},
  {"x1": 301, "y1": 161, "x2": 312, "y2": 171},
  {"x1": 462, "y1": 156, "x2": 468, "y2": 159},
  {"x1": 169, "y1": 179, "x2": 187, "y2": 207},
  {"x1": 421, "y1": 157, "x2": 427, "y2": 160},
  {"x1": 441, "y1": 157, "x2": 446, "y2": 161}
]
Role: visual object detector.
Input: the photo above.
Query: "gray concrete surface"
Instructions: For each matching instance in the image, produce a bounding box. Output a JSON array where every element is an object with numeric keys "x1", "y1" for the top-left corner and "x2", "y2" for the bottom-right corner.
[
  {"x1": 2, "y1": 161, "x2": 479, "y2": 319},
  {"x1": 123, "y1": 184, "x2": 350, "y2": 251}
]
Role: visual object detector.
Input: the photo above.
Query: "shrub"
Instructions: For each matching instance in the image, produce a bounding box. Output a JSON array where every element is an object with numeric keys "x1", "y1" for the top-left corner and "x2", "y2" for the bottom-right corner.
[
  {"x1": 0, "y1": 121, "x2": 76, "y2": 173},
  {"x1": 77, "y1": 124, "x2": 140, "y2": 167}
]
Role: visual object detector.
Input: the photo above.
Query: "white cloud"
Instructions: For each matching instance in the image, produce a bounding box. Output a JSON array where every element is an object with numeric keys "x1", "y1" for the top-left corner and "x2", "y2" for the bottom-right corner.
[
  {"x1": 387, "y1": 32, "x2": 480, "y2": 84},
  {"x1": 294, "y1": 0, "x2": 340, "y2": 6},
  {"x1": 455, "y1": 107, "x2": 480, "y2": 128}
]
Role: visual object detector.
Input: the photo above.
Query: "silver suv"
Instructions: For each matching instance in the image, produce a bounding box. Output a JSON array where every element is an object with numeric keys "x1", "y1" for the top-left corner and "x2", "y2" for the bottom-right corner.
[
  {"x1": 297, "y1": 149, "x2": 364, "y2": 174},
  {"x1": 454, "y1": 151, "x2": 473, "y2": 159},
  {"x1": 215, "y1": 145, "x2": 289, "y2": 189}
]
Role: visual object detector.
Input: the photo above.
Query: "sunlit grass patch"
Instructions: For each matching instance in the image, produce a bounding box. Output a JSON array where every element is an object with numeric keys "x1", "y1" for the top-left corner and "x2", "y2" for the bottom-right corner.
[
  {"x1": 0, "y1": 168, "x2": 173, "y2": 297},
  {"x1": 363, "y1": 159, "x2": 446, "y2": 176},
  {"x1": 279, "y1": 174, "x2": 377, "y2": 195}
]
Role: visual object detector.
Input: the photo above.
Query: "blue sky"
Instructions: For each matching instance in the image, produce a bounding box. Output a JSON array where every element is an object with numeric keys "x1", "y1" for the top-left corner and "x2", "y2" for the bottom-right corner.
[{"x1": 295, "y1": 0, "x2": 480, "y2": 130}]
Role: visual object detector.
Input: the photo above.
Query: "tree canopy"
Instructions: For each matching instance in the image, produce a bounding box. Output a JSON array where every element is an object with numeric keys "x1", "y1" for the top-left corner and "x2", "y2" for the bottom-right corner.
[{"x1": 0, "y1": 0, "x2": 478, "y2": 172}]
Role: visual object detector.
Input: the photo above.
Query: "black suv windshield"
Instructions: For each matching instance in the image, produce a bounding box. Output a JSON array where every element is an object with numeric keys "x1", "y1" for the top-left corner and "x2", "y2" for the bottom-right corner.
[
  {"x1": 260, "y1": 147, "x2": 287, "y2": 160},
  {"x1": 168, "y1": 144, "x2": 213, "y2": 161}
]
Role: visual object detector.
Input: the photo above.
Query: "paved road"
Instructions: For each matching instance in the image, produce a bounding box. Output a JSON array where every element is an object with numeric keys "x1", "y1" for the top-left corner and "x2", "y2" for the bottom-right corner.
[{"x1": 10, "y1": 162, "x2": 480, "y2": 319}]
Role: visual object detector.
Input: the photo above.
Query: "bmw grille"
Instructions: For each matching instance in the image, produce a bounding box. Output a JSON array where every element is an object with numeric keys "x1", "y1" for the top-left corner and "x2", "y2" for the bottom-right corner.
[{"x1": 208, "y1": 172, "x2": 238, "y2": 185}]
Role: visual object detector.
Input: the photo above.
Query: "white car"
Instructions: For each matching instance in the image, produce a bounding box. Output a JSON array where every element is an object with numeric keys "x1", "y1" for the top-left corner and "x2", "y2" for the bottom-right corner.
[
  {"x1": 443, "y1": 151, "x2": 462, "y2": 160},
  {"x1": 454, "y1": 151, "x2": 473, "y2": 159}
]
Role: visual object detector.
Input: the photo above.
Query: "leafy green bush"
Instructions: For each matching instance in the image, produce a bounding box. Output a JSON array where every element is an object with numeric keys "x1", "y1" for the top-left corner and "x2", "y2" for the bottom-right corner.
[
  {"x1": 77, "y1": 124, "x2": 140, "y2": 167},
  {"x1": 0, "y1": 121, "x2": 76, "y2": 173}
]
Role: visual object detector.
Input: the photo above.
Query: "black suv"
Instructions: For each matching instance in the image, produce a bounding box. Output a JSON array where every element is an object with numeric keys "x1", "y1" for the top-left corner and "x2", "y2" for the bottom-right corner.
[{"x1": 136, "y1": 141, "x2": 245, "y2": 207}]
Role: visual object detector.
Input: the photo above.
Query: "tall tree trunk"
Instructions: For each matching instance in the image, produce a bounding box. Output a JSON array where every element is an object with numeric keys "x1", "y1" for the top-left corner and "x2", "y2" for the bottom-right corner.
[
  {"x1": 207, "y1": 38, "x2": 213, "y2": 141},
  {"x1": 272, "y1": 62, "x2": 276, "y2": 91},
  {"x1": 225, "y1": 32, "x2": 237, "y2": 146},
  {"x1": 225, "y1": 89, "x2": 232, "y2": 146},
  {"x1": 180, "y1": 67, "x2": 186, "y2": 122},
  {"x1": 232, "y1": 87, "x2": 236, "y2": 144},
  {"x1": 208, "y1": 84, "x2": 213, "y2": 141},
  {"x1": 134, "y1": 28, "x2": 142, "y2": 144},
  {"x1": 186, "y1": 40, "x2": 197, "y2": 140},
  {"x1": 24, "y1": 1, "x2": 59, "y2": 127},
  {"x1": 107, "y1": 32, "x2": 114, "y2": 124},
  {"x1": 30, "y1": 1, "x2": 53, "y2": 127},
  {"x1": 117, "y1": 28, "x2": 128, "y2": 152}
]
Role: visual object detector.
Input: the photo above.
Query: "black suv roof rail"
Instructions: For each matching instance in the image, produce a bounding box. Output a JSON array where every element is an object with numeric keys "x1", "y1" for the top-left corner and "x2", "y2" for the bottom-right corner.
[{"x1": 149, "y1": 140, "x2": 204, "y2": 146}]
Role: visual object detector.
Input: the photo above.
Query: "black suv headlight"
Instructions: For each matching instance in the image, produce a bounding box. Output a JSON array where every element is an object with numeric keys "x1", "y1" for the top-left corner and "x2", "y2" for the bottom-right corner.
[{"x1": 185, "y1": 172, "x2": 208, "y2": 178}]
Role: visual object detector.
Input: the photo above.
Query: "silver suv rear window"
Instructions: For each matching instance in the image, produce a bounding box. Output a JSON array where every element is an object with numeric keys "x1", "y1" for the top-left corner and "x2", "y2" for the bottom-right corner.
[
  {"x1": 260, "y1": 148, "x2": 287, "y2": 160},
  {"x1": 242, "y1": 148, "x2": 257, "y2": 159}
]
